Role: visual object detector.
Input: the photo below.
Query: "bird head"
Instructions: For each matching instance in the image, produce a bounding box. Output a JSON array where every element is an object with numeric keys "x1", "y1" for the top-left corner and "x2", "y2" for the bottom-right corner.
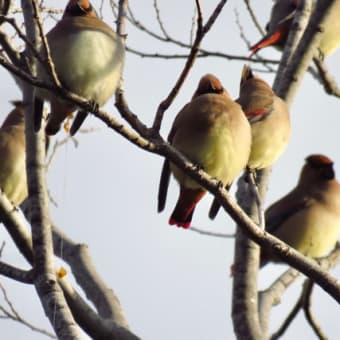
[
  {"x1": 239, "y1": 65, "x2": 272, "y2": 94},
  {"x1": 63, "y1": 0, "x2": 98, "y2": 18},
  {"x1": 1, "y1": 101, "x2": 25, "y2": 128},
  {"x1": 240, "y1": 65, "x2": 254, "y2": 87},
  {"x1": 192, "y1": 74, "x2": 228, "y2": 99},
  {"x1": 300, "y1": 154, "x2": 335, "y2": 183}
]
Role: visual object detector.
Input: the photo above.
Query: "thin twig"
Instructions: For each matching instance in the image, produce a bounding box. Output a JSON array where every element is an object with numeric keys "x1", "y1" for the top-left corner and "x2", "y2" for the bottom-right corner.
[
  {"x1": 126, "y1": 45, "x2": 279, "y2": 64},
  {"x1": 313, "y1": 57, "x2": 340, "y2": 98},
  {"x1": 0, "y1": 241, "x2": 5, "y2": 257},
  {"x1": 152, "y1": 0, "x2": 227, "y2": 132},
  {"x1": 31, "y1": 0, "x2": 61, "y2": 87},
  {"x1": 303, "y1": 281, "x2": 328, "y2": 340},
  {"x1": 153, "y1": 0, "x2": 168, "y2": 38},
  {"x1": 0, "y1": 282, "x2": 56, "y2": 338},
  {"x1": 234, "y1": 8, "x2": 274, "y2": 72},
  {"x1": 190, "y1": 227, "x2": 235, "y2": 238},
  {"x1": 243, "y1": 0, "x2": 265, "y2": 36},
  {"x1": 270, "y1": 288, "x2": 303, "y2": 340}
]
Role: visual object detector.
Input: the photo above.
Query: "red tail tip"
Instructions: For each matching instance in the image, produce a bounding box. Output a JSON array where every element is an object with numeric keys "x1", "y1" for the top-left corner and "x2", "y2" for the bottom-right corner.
[{"x1": 169, "y1": 218, "x2": 191, "y2": 229}]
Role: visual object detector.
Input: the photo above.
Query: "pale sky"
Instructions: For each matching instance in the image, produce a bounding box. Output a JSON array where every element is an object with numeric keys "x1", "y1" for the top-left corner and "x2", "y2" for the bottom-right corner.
[{"x1": 0, "y1": 1, "x2": 339, "y2": 339}]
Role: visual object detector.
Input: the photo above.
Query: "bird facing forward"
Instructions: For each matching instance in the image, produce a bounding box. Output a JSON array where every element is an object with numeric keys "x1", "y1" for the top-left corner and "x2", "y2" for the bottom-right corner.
[
  {"x1": 35, "y1": 0, "x2": 125, "y2": 135},
  {"x1": 158, "y1": 74, "x2": 251, "y2": 228}
]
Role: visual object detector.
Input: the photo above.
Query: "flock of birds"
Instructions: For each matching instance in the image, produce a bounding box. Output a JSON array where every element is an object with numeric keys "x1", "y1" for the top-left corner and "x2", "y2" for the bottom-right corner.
[{"x1": 1, "y1": 0, "x2": 340, "y2": 267}]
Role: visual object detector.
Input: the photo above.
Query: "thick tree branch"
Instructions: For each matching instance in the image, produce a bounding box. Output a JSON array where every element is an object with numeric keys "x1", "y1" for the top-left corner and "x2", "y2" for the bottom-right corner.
[
  {"x1": 52, "y1": 225, "x2": 130, "y2": 327},
  {"x1": 232, "y1": 2, "x2": 340, "y2": 338},
  {"x1": 0, "y1": 261, "x2": 33, "y2": 283},
  {"x1": 274, "y1": 0, "x2": 313, "y2": 87},
  {"x1": 260, "y1": 268, "x2": 300, "y2": 336},
  {"x1": 1, "y1": 190, "x2": 140, "y2": 339},
  {"x1": 277, "y1": 0, "x2": 340, "y2": 106},
  {"x1": 21, "y1": 1, "x2": 81, "y2": 338}
]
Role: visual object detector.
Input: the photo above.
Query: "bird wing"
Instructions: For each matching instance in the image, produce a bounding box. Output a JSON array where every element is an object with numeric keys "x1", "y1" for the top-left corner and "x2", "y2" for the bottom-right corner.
[{"x1": 265, "y1": 192, "x2": 311, "y2": 234}]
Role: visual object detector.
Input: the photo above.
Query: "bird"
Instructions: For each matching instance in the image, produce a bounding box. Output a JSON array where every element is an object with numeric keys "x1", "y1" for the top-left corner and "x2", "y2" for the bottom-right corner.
[
  {"x1": 238, "y1": 65, "x2": 290, "y2": 171},
  {"x1": 158, "y1": 74, "x2": 251, "y2": 228},
  {"x1": 0, "y1": 101, "x2": 27, "y2": 207},
  {"x1": 250, "y1": 0, "x2": 340, "y2": 59},
  {"x1": 261, "y1": 154, "x2": 340, "y2": 266},
  {"x1": 34, "y1": 0, "x2": 125, "y2": 135},
  {"x1": 209, "y1": 65, "x2": 290, "y2": 219}
]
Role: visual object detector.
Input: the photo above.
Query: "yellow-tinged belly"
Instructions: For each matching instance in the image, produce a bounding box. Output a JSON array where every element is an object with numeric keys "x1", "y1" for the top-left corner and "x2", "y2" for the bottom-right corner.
[
  {"x1": 171, "y1": 125, "x2": 248, "y2": 189},
  {"x1": 38, "y1": 30, "x2": 124, "y2": 105},
  {"x1": 275, "y1": 206, "x2": 340, "y2": 258}
]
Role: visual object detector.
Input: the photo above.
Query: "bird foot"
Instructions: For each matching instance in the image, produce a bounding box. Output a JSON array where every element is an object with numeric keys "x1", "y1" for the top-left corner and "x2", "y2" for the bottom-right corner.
[{"x1": 88, "y1": 100, "x2": 99, "y2": 113}]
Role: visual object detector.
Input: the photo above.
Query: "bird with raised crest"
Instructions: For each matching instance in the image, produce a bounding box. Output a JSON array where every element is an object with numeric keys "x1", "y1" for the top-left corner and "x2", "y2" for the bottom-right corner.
[{"x1": 158, "y1": 74, "x2": 251, "y2": 228}]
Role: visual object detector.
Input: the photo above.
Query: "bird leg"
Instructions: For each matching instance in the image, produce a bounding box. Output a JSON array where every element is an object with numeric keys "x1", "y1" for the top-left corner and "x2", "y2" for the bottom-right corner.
[{"x1": 88, "y1": 99, "x2": 99, "y2": 114}]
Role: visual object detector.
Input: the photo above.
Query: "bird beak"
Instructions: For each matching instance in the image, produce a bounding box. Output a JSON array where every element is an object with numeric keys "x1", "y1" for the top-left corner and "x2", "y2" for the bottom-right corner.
[{"x1": 323, "y1": 166, "x2": 335, "y2": 180}]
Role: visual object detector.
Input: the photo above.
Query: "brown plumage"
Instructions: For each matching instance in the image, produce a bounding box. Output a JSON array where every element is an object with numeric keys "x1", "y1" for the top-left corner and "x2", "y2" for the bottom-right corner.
[
  {"x1": 250, "y1": 0, "x2": 340, "y2": 58},
  {"x1": 261, "y1": 154, "x2": 340, "y2": 266},
  {"x1": 238, "y1": 65, "x2": 290, "y2": 170},
  {"x1": 158, "y1": 74, "x2": 251, "y2": 228},
  {"x1": 0, "y1": 101, "x2": 27, "y2": 206},
  {"x1": 209, "y1": 65, "x2": 290, "y2": 219},
  {"x1": 35, "y1": 0, "x2": 125, "y2": 135}
]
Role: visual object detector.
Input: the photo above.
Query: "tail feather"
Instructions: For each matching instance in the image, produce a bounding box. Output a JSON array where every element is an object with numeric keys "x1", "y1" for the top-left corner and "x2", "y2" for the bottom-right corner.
[
  {"x1": 70, "y1": 110, "x2": 88, "y2": 136},
  {"x1": 169, "y1": 187, "x2": 205, "y2": 228},
  {"x1": 249, "y1": 30, "x2": 285, "y2": 57}
]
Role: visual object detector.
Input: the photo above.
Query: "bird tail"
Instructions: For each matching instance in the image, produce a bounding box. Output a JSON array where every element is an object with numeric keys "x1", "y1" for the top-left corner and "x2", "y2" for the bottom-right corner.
[
  {"x1": 169, "y1": 188, "x2": 205, "y2": 228},
  {"x1": 249, "y1": 31, "x2": 283, "y2": 57}
]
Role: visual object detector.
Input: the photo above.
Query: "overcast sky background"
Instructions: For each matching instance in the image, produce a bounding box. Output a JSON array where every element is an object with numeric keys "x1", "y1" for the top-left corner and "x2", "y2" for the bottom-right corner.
[{"x1": 0, "y1": 1, "x2": 339, "y2": 339}]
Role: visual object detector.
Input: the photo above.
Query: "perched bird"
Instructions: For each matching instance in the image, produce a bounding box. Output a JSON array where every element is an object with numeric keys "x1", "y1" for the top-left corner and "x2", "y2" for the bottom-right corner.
[
  {"x1": 238, "y1": 65, "x2": 290, "y2": 170},
  {"x1": 158, "y1": 74, "x2": 251, "y2": 228},
  {"x1": 261, "y1": 154, "x2": 340, "y2": 266},
  {"x1": 209, "y1": 65, "x2": 290, "y2": 219},
  {"x1": 250, "y1": 0, "x2": 340, "y2": 59},
  {"x1": 35, "y1": 0, "x2": 125, "y2": 135},
  {"x1": 0, "y1": 101, "x2": 27, "y2": 206}
]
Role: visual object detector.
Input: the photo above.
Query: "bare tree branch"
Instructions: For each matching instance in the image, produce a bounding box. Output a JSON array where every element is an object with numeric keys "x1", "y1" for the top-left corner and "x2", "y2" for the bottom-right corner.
[
  {"x1": 52, "y1": 225, "x2": 130, "y2": 327},
  {"x1": 313, "y1": 56, "x2": 340, "y2": 98},
  {"x1": 21, "y1": 1, "x2": 81, "y2": 338},
  {"x1": 0, "y1": 261, "x2": 33, "y2": 283},
  {"x1": 243, "y1": 0, "x2": 265, "y2": 36},
  {"x1": 274, "y1": 0, "x2": 313, "y2": 88},
  {"x1": 260, "y1": 268, "x2": 301, "y2": 337},
  {"x1": 190, "y1": 227, "x2": 235, "y2": 238},
  {"x1": 302, "y1": 281, "x2": 328, "y2": 340},
  {"x1": 266, "y1": 243, "x2": 340, "y2": 339},
  {"x1": 152, "y1": 0, "x2": 227, "y2": 132},
  {"x1": 0, "y1": 282, "x2": 56, "y2": 338}
]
